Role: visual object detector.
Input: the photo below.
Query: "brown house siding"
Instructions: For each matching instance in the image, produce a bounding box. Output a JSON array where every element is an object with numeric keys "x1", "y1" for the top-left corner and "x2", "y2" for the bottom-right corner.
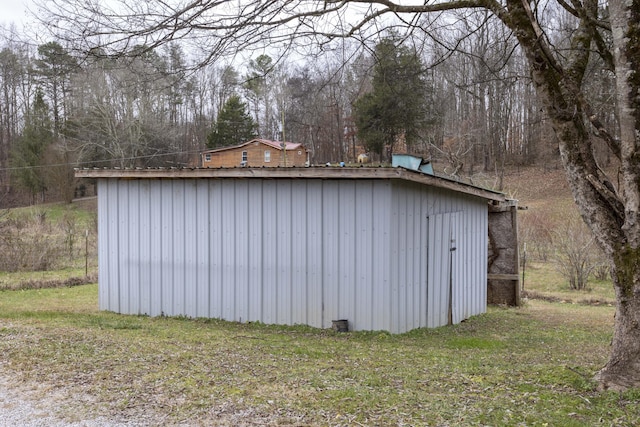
[{"x1": 202, "y1": 140, "x2": 308, "y2": 168}]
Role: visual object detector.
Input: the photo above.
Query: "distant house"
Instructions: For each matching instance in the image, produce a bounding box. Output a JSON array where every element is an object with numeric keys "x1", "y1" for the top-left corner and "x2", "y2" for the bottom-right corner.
[{"x1": 201, "y1": 139, "x2": 309, "y2": 168}]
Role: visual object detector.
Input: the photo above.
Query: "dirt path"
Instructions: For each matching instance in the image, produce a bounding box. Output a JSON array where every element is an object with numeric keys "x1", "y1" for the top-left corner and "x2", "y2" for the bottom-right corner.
[{"x1": 0, "y1": 372, "x2": 129, "y2": 427}]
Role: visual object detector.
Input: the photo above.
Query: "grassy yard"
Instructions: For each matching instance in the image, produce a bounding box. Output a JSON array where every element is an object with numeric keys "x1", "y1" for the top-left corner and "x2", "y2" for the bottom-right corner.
[
  {"x1": 522, "y1": 261, "x2": 617, "y2": 304},
  {"x1": 0, "y1": 199, "x2": 98, "y2": 289},
  {"x1": 0, "y1": 283, "x2": 636, "y2": 426},
  {"x1": 1, "y1": 175, "x2": 638, "y2": 425}
]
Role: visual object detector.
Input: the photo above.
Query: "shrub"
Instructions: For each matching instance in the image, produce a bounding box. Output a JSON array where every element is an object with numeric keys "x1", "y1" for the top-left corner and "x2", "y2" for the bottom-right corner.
[
  {"x1": 551, "y1": 216, "x2": 601, "y2": 290},
  {"x1": 0, "y1": 211, "x2": 66, "y2": 272},
  {"x1": 519, "y1": 210, "x2": 556, "y2": 261},
  {"x1": 60, "y1": 211, "x2": 78, "y2": 260}
]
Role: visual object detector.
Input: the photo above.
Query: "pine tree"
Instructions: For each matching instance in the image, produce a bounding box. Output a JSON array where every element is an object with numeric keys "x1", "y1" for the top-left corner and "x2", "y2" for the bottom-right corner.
[
  {"x1": 207, "y1": 95, "x2": 257, "y2": 148},
  {"x1": 11, "y1": 89, "x2": 54, "y2": 202},
  {"x1": 34, "y1": 42, "x2": 77, "y2": 136},
  {"x1": 354, "y1": 36, "x2": 430, "y2": 161}
]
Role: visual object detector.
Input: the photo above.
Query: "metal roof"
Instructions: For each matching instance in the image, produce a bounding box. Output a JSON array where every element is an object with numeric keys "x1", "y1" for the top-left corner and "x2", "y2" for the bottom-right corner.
[
  {"x1": 200, "y1": 139, "x2": 304, "y2": 154},
  {"x1": 75, "y1": 166, "x2": 507, "y2": 202}
]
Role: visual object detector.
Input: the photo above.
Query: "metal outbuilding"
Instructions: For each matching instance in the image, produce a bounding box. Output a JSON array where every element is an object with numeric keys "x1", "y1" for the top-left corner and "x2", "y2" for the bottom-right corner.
[{"x1": 76, "y1": 166, "x2": 510, "y2": 333}]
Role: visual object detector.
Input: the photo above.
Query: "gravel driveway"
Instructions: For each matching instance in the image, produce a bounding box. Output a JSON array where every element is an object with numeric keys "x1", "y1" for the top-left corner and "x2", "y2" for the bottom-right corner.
[
  {"x1": 0, "y1": 373, "x2": 132, "y2": 427},
  {"x1": 0, "y1": 371, "x2": 289, "y2": 426}
]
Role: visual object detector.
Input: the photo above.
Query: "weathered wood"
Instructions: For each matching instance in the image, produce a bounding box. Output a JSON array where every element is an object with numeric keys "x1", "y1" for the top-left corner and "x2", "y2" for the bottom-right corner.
[
  {"x1": 487, "y1": 273, "x2": 520, "y2": 281},
  {"x1": 487, "y1": 202, "x2": 520, "y2": 306},
  {"x1": 75, "y1": 166, "x2": 507, "y2": 202}
]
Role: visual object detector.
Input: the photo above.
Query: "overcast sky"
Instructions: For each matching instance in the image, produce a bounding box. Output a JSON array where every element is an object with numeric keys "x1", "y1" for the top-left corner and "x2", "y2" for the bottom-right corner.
[{"x1": 1, "y1": 0, "x2": 28, "y2": 26}]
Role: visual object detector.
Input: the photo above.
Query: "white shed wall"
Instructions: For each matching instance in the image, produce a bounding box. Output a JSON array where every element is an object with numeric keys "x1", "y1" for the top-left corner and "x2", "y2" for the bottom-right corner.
[{"x1": 97, "y1": 177, "x2": 488, "y2": 333}]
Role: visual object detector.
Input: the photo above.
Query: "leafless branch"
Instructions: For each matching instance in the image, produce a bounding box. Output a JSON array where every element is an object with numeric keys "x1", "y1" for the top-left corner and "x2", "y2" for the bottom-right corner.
[{"x1": 36, "y1": 0, "x2": 506, "y2": 67}]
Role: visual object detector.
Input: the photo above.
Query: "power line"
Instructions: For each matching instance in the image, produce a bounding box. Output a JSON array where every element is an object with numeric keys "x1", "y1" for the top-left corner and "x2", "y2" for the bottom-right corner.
[{"x1": 0, "y1": 149, "x2": 202, "y2": 173}]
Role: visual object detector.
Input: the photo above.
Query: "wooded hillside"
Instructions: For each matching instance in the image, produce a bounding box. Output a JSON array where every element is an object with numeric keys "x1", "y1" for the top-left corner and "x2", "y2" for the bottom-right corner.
[{"x1": 0, "y1": 11, "x2": 615, "y2": 207}]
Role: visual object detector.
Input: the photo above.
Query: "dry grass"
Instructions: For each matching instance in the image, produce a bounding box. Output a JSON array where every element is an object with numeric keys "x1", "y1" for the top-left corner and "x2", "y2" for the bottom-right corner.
[
  {"x1": 0, "y1": 168, "x2": 636, "y2": 426},
  {"x1": 500, "y1": 165, "x2": 616, "y2": 302},
  {"x1": 0, "y1": 285, "x2": 632, "y2": 426},
  {"x1": 522, "y1": 261, "x2": 616, "y2": 304}
]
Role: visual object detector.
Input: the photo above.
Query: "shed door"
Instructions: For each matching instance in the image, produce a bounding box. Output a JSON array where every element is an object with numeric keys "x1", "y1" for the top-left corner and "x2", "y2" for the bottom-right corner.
[{"x1": 427, "y1": 212, "x2": 459, "y2": 327}]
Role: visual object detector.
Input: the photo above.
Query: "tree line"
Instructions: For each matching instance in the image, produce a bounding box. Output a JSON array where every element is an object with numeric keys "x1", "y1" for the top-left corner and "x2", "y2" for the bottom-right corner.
[
  {"x1": 7, "y1": 0, "x2": 640, "y2": 391},
  {"x1": 0, "y1": 16, "x2": 587, "y2": 205}
]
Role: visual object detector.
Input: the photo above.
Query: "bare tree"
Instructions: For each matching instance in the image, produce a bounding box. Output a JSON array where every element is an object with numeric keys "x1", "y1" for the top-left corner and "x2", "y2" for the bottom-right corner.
[
  {"x1": 0, "y1": 39, "x2": 31, "y2": 199},
  {"x1": 36, "y1": 0, "x2": 640, "y2": 390},
  {"x1": 552, "y1": 215, "x2": 600, "y2": 291}
]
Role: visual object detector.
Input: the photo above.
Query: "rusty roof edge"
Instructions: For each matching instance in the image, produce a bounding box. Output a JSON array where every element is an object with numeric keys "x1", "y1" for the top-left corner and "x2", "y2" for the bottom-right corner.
[
  {"x1": 74, "y1": 166, "x2": 506, "y2": 202},
  {"x1": 392, "y1": 167, "x2": 506, "y2": 202}
]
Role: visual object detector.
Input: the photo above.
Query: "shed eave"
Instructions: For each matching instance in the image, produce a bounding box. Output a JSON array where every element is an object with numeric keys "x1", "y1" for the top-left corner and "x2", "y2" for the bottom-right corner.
[{"x1": 75, "y1": 167, "x2": 506, "y2": 202}]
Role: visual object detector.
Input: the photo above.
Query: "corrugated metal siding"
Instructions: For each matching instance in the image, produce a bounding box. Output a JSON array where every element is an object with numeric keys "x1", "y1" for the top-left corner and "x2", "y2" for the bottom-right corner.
[
  {"x1": 97, "y1": 177, "x2": 487, "y2": 333},
  {"x1": 391, "y1": 182, "x2": 488, "y2": 330}
]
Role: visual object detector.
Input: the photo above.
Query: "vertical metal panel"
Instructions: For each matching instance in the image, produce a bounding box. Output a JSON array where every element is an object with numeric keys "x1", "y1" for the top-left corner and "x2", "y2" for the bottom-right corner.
[
  {"x1": 209, "y1": 180, "x2": 223, "y2": 318},
  {"x1": 400, "y1": 185, "x2": 413, "y2": 332},
  {"x1": 467, "y1": 201, "x2": 487, "y2": 317},
  {"x1": 404, "y1": 184, "x2": 420, "y2": 331},
  {"x1": 98, "y1": 175, "x2": 488, "y2": 333},
  {"x1": 390, "y1": 185, "x2": 403, "y2": 333},
  {"x1": 450, "y1": 211, "x2": 461, "y2": 325},
  {"x1": 321, "y1": 181, "x2": 340, "y2": 328},
  {"x1": 261, "y1": 180, "x2": 277, "y2": 324},
  {"x1": 138, "y1": 180, "x2": 151, "y2": 315},
  {"x1": 196, "y1": 180, "x2": 210, "y2": 318},
  {"x1": 97, "y1": 179, "x2": 111, "y2": 311},
  {"x1": 116, "y1": 181, "x2": 128, "y2": 313},
  {"x1": 354, "y1": 180, "x2": 374, "y2": 331},
  {"x1": 448, "y1": 200, "x2": 487, "y2": 324},
  {"x1": 277, "y1": 181, "x2": 292, "y2": 324},
  {"x1": 160, "y1": 181, "x2": 173, "y2": 316},
  {"x1": 184, "y1": 180, "x2": 198, "y2": 317},
  {"x1": 104, "y1": 179, "x2": 119, "y2": 311},
  {"x1": 126, "y1": 180, "x2": 140, "y2": 314},
  {"x1": 291, "y1": 180, "x2": 309, "y2": 326},
  {"x1": 221, "y1": 180, "x2": 236, "y2": 321},
  {"x1": 149, "y1": 180, "x2": 163, "y2": 316},
  {"x1": 458, "y1": 204, "x2": 473, "y2": 322},
  {"x1": 116, "y1": 180, "x2": 129, "y2": 313},
  {"x1": 428, "y1": 212, "x2": 452, "y2": 327},
  {"x1": 418, "y1": 189, "x2": 429, "y2": 328},
  {"x1": 338, "y1": 181, "x2": 356, "y2": 329},
  {"x1": 413, "y1": 189, "x2": 427, "y2": 330},
  {"x1": 234, "y1": 180, "x2": 249, "y2": 323},
  {"x1": 420, "y1": 186, "x2": 488, "y2": 328},
  {"x1": 305, "y1": 181, "x2": 323, "y2": 328},
  {"x1": 247, "y1": 182, "x2": 263, "y2": 322},
  {"x1": 172, "y1": 180, "x2": 186, "y2": 316},
  {"x1": 371, "y1": 181, "x2": 392, "y2": 331}
]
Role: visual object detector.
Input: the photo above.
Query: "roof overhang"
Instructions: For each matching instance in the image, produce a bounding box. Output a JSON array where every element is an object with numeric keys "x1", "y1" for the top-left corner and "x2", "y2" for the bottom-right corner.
[{"x1": 75, "y1": 166, "x2": 507, "y2": 202}]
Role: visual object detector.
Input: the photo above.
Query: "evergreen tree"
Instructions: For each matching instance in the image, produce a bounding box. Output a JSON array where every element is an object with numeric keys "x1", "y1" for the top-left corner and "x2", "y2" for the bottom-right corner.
[
  {"x1": 207, "y1": 95, "x2": 257, "y2": 148},
  {"x1": 354, "y1": 36, "x2": 430, "y2": 161},
  {"x1": 11, "y1": 89, "x2": 54, "y2": 202},
  {"x1": 244, "y1": 55, "x2": 273, "y2": 136},
  {"x1": 34, "y1": 42, "x2": 77, "y2": 136}
]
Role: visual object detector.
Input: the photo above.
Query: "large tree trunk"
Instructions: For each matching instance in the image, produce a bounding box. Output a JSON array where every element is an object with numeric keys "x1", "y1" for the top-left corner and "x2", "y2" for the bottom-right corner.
[
  {"x1": 503, "y1": 0, "x2": 640, "y2": 390},
  {"x1": 593, "y1": 0, "x2": 640, "y2": 391},
  {"x1": 595, "y1": 249, "x2": 640, "y2": 390}
]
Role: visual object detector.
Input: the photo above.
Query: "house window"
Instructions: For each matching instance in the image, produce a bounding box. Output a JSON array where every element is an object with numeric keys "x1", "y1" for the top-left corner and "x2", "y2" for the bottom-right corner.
[
  {"x1": 205, "y1": 153, "x2": 211, "y2": 162},
  {"x1": 242, "y1": 151, "x2": 248, "y2": 162},
  {"x1": 264, "y1": 150, "x2": 271, "y2": 162}
]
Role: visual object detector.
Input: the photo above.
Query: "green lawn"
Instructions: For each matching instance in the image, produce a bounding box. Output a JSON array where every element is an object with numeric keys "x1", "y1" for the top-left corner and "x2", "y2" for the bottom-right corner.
[
  {"x1": 0, "y1": 284, "x2": 635, "y2": 426},
  {"x1": 1, "y1": 199, "x2": 635, "y2": 425},
  {"x1": 523, "y1": 261, "x2": 616, "y2": 303}
]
